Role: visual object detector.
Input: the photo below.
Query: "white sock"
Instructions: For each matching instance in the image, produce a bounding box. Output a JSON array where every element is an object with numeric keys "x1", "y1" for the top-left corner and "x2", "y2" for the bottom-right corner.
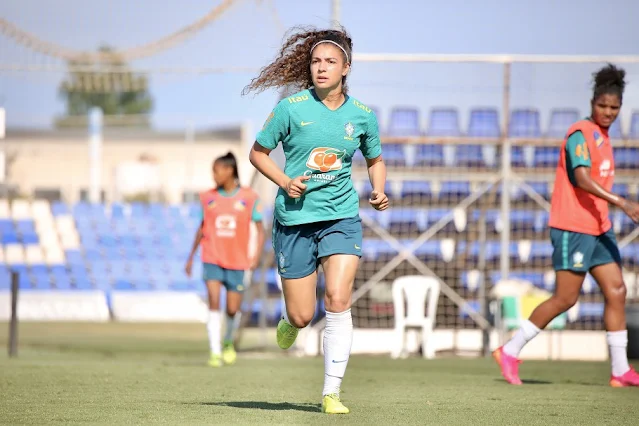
[
  {"x1": 607, "y1": 330, "x2": 630, "y2": 377},
  {"x1": 207, "y1": 310, "x2": 222, "y2": 355},
  {"x1": 503, "y1": 319, "x2": 541, "y2": 357},
  {"x1": 322, "y1": 309, "x2": 353, "y2": 396}
]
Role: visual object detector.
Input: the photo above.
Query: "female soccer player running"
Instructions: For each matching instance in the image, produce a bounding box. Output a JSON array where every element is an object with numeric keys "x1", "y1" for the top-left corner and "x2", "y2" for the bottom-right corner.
[
  {"x1": 244, "y1": 26, "x2": 388, "y2": 414},
  {"x1": 185, "y1": 152, "x2": 265, "y2": 367},
  {"x1": 494, "y1": 64, "x2": 639, "y2": 387}
]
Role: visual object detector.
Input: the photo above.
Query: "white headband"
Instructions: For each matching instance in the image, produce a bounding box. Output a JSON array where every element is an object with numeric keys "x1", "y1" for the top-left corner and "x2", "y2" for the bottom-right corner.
[{"x1": 310, "y1": 40, "x2": 350, "y2": 63}]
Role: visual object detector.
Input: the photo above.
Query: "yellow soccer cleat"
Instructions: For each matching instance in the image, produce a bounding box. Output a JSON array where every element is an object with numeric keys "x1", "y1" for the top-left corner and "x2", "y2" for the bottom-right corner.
[
  {"x1": 321, "y1": 393, "x2": 349, "y2": 414},
  {"x1": 208, "y1": 353, "x2": 222, "y2": 368},
  {"x1": 222, "y1": 341, "x2": 237, "y2": 365},
  {"x1": 276, "y1": 318, "x2": 299, "y2": 350}
]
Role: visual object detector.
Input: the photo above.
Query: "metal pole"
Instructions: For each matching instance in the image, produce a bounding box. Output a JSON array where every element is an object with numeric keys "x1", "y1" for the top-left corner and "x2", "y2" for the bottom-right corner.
[
  {"x1": 499, "y1": 62, "x2": 512, "y2": 347},
  {"x1": 185, "y1": 120, "x2": 194, "y2": 203},
  {"x1": 331, "y1": 0, "x2": 341, "y2": 28},
  {"x1": 477, "y1": 208, "x2": 489, "y2": 356},
  {"x1": 8, "y1": 271, "x2": 19, "y2": 357},
  {"x1": 88, "y1": 107, "x2": 103, "y2": 203},
  {"x1": 0, "y1": 107, "x2": 6, "y2": 200}
]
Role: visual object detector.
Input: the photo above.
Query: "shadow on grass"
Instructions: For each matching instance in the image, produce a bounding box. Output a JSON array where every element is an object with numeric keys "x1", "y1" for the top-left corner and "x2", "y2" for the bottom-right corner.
[
  {"x1": 188, "y1": 401, "x2": 321, "y2": 413},
  {"x1": 494, "y1": 378, "x2": 553, "y2": 385}
]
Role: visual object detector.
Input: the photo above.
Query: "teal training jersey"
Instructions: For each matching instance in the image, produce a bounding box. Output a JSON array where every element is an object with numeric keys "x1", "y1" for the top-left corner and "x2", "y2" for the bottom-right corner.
[
  {"x1": 564, "y1": 131, "x2": 590, "y2": 187},
  {"x1": 256, "y1": 89, "x2": 382, "y2": 226}
]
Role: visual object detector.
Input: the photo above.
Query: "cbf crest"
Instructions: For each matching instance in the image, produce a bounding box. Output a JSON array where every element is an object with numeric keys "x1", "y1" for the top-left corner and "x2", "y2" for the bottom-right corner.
[{"x1": 344, "y1": 122, "x2": 355, "y2": 141}]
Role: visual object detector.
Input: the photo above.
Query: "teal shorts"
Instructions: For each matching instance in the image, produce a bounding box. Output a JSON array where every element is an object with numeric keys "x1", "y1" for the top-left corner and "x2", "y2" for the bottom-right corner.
[
  {"x1": 550, "y1": 227, "x2": 621, "y2": 272},
  {"x1": 202, "y1": 263, "x2": 246, "y2": 293},
  {"x1": 273, "y1": 216, "x2": 362, "y2": 279}
]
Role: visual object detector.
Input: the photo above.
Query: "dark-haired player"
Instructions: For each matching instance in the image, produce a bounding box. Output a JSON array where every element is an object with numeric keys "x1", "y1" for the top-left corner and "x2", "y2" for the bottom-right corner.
[
  {"x1": 185, "y1": 152, "x2": 265, "y2": 367},
  {"x1": 494, "y1": 64, "x2": 639, "y2": 387}
]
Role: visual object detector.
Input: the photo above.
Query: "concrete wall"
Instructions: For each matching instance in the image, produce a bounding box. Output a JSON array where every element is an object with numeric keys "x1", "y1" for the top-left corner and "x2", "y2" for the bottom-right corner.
[{"x1": 1, "y1": 128, "x2": 274, "y2": 204}]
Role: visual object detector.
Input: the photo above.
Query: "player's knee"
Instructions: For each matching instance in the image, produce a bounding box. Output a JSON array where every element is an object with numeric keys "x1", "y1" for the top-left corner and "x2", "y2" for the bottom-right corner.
[
  {"x1": 226, "y1": 307, "x2": 238, "y2": 317},
  {"x1": 287, "y1": 311, "x2": 313, "y2": 328},
  {"x1": 605, "y1": 280, "x2": 626, "y2": 304},
  {"x1": 324, "y1": 294, "x2": 351, "y2": 313},
  {"x1": 553, "y1": 293, "x2": 578, "y2": 311},
  {"x1": 208, "y1": 299, "x2": 220, "y2": 310}
]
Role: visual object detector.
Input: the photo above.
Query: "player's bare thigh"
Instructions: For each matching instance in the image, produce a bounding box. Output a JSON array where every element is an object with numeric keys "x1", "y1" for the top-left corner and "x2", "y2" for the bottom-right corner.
[
  {"x1": 282, "y1": 272, "x2": 317, "y2": 328},
  {"x1": 321, "y1": 254, "x2": 359, "y2": 313}
]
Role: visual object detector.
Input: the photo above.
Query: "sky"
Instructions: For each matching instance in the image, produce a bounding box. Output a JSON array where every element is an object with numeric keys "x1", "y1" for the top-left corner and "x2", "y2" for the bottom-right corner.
[{"x1": 1, "y1": 0, "x2": 639, "y2": 134}]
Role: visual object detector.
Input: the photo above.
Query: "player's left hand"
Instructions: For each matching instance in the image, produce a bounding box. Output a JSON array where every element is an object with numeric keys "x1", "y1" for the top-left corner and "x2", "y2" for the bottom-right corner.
[
  {"x1": 249, "y1": 256, "x2": 261, "y2": 270},
  {"x1": 369, "y1": 190, "x2": 389, "y2": 211}
]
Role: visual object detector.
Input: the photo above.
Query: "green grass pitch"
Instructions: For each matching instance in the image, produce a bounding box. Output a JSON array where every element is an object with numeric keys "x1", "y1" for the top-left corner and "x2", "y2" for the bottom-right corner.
[{"x1": 0, "y1": 323, "x2": 636, "y2": 425}]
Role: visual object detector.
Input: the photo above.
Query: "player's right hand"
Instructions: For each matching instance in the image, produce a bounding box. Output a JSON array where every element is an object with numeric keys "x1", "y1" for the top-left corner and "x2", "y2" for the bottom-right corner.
[
  {"x1": 184, "y1": 258, "x2": 193, "y2": 277},
  {"x1": 622, "y1": 199, "x2": 639, "y2": 223},
  {"x1": 285, "y1": 175, "x2": 310, "y2": 198}
]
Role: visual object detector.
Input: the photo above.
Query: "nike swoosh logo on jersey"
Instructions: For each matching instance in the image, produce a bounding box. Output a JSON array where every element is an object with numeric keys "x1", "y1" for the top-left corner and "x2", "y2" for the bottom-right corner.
[{"x1": 301, "y1": 121, "x2": 314, "y2": 126}]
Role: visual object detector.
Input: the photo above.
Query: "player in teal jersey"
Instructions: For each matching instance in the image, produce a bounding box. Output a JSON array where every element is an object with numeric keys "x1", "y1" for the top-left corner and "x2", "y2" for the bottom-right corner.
[{"x1": 243, "y1": 26, "x2": 388, "y2": 414}]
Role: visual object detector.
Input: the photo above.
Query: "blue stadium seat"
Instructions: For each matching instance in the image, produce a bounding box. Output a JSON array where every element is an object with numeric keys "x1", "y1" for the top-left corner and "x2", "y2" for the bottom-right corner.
[
  {"x1": 382, "y1": 144, "x2": 407, "y2": 166},
  {"x1": 33, "y1": 275, "x2": 52, "y2": 290},
  {"x1": 388, "y1": 107, "x2": 421, "y2": 136},
  {"x1": 534, "y1": 211, "x2": 550, "y2": 233},
  {"x1": 427, "y1": 108, "x2": 460, "y2": 136},
  {"x1": 361, "y1": 239, "x2": 397, "y2": 260},
  {"x1": 386, "y1": 208, "x2": 428, "y2": 232},
  {"x1": 21, "y1": 233, "x2": 39, "y2": 245},
  {"x1": 509, "y1": 210, "x2": 537, "y2": 231},
  {"x1": 523, "y1": 181, "x2": 550, "y2": 200},
  {"x1": 54, "y1": 277, "x2": 73, "y2": 290},
  {"x1": 426, "y1": 208, "x2": 455, "y2": 228},
  {"x1": 547, "y1": 108, "x2": 579, "y2": 138},
  {"x1": 400, "y1": 180, "x2": 432, "y2": 198},
  {"x1": 609, "y1": 117, "x2": 622, "y2": 140},
  {"x1": 414, "y1": 145, "x2": 444, "y2": 166},
  {"x1": 352, "y1": 149, "x2": 366, "y2": 166},
  {"x1": 0, "y1": 269, "x2": 10, "y2": 290},
  {"x1": 467, "y1": 108, "x2": 501, "y2": 137},
  {"x1": 471, "y1": 209, "x2": 500, "y2": 231},
  {"x1": 528, "y1": 241, "x2": 553, "y2": 264},
  {"x1": 612, "y1": 183, "x2": 630, "y2": 199},
  {"x1": 459, "y1": 241, "x2": 517, "y2": 262},
  {"x1": 439, "y1": 181, "x2": 471, "y2": 199},
  {"x1": 614, "y1": 148, "x2": 639, "y2": 169},
  {"x1": 533, "y1": 147, "x2": 560, "y2": 167},
  {"x1": 30, "y1": 265, "x2": 48, "y2": 275},
  {"x1": 579, "y1": 302, "x2": 604, "y2": 318},
  {"x1": 1, "y1": 232, "x2": 19, "y2": 244},
  {"x1": 0, "y1": 219, "x2": 14, "y2": 233},
  {"x1": 51, "y1": 201, "x2": 70, "y2": 216},
  {"x1": 612, "y1": 211, "x2": 637, "y2": 235},
  {"x1": 511, "y1": 146, "x2": 528, "y2": 167},
  {"x1": 509, "y1": 109, "x2": 541, "y2": 137},
  {"x1": 15, "y1": 220, "x2": 35, "y2": 234},
  {"x1": 630, "y1": 112, "x2": 639, "y2": 139},
  {"x1": 18, "y1": 273, "x2": 32, "y2": 289},
  {"x1": 454, "y1": 145, "x2": 485, "y2": 167},
  {"x1": 413, "y1": 240, "x2": 448, "y2": 261}
]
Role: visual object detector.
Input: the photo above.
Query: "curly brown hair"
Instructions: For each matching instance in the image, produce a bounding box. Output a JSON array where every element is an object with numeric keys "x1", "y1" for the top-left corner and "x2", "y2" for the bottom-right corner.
[{"x1": 242, "y1": 25, "x2": 353, "y2": 96}]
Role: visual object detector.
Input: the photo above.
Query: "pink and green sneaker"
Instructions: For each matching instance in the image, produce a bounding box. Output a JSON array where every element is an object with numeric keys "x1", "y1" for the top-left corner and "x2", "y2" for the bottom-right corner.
[
  {"x1": 493, "y1": 346, "x2": 523, "y2": 385},
  {"x1": 610, "y1": 366, "x2": 639, "y2": 387}
]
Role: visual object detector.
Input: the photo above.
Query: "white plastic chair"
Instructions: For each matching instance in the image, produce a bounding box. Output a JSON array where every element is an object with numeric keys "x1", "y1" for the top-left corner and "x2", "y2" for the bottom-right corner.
[{"x1": 391, "y1": 275, "x2": 440, "y2": 359}]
